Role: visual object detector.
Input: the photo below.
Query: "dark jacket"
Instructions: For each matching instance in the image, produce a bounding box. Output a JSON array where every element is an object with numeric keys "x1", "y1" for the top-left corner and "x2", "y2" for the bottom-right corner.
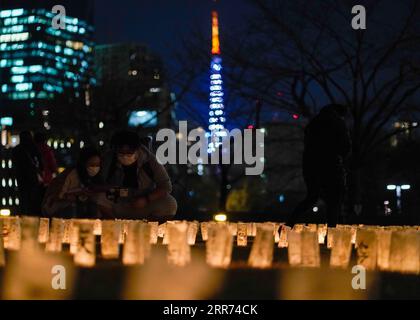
[{"x1": 303, "y1": 106, "x2": 352, "y2": 172}]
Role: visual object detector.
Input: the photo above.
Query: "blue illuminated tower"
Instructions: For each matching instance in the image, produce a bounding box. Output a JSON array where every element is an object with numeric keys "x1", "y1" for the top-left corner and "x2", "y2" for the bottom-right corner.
[{"x1": 208, "y1": 10, "x2": 226, "y2": 151}]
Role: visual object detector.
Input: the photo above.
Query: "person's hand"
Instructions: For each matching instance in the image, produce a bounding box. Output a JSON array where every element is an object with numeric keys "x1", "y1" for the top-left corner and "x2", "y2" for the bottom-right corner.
[{"x1": 132, "y1": 196, "x2": 148, "y2": 209}]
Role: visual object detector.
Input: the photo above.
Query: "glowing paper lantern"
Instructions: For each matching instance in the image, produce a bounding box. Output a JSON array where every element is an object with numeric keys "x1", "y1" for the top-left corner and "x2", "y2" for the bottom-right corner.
[
  {"x1": 38, "y1": 218, "x2": 49, "y2": 243},
  {"x1": 317, "y1": 224, "x2": 327, "y2": 244},
  {"x1": 329, "y1": 228, "x2": 352, "y2": 268},
  {"x1": 293, "y1": 224, "x2": 304, "y2": 233},
  {"x1": 356, "y1": 229, "x2": 377, "y2": 270},
  {"x1": 167, "y1": 221, "x2": 190, "y2": 267},
  {"x1": 327, "y1": 227, "x2": 335, "y2": 249},
  {"x1": 158, "y1": 222, "x2": 166, "y2": 238},
  {"x1": 287, "y1": 230, "x2": 302, "y2": 266},
  {"x1": 21, "y1": 216, "x2": 40, "y2": 251},
  {"x1": 248, "y1": 225, "x2": 274, "y2": 268},
  {"x1": 0, "y1": 219, "x2": 5, "y2": 267},
  {"x1": 119, "y1": 220, "x2": 129, "y2": 244},
  {"x1": 69, "y1": 221, "x2": 79, "y2": 255},
  {"x1": 228, "y1": 222, "x2": 237, "y2": 236},
  {"x1": 74, "y1": 221, "x2": 95, "y2": 267},
  {"x1": 61, "y1": 219, "x2": 72, "y2": 244},
  {"x1": 389, "y1": 231, "x2": 420, "y2": 274},
  {"x1": 163, "y1": 221, "x2": 176, "y2": 245},
  {"x1": 123, "y1": 221, "x2": 151, "y2": 265},
  {"x1": 287, "y1": 229, "x2": 320, "y2": 267},
  {"x1": 278, "y1": 225, "x2": 291, "y2": 248},
  {"x1": 101, "y1": 220, "x2": 121, "y2": 259},
  {"x1": 376, "y1": 229, "x2": 392, "y2": 271},
  {"x1": 93, "y1": 219, "x2": 102, "y2": 235},
  {"x1": 3, "y1": 216, "x2": 21, "y2": 250},
  {"x1": 200, "y1": 222, "x2": 209, "y2": 241},
  {"x1": 205, "y1": 224, "x2": 233, "y2": 268},
  {"x1": 302, "y1": 230, "x2": 321, "y2": 267},
  {"x1": 274, "y1": 223, "x2": 281, "y2": 243},
  {"x1": 46, "y1": 218, "x2": 64, "y2": 252},
  {"x1": 148, "y1": 221, "x2": 159, "y2": 244},
  {"x1": 187, "y1": 221, "x2": 199, "y2": 245},
  {"x1": 236, "y1": 222, "x2": 248, "y2": 247}
]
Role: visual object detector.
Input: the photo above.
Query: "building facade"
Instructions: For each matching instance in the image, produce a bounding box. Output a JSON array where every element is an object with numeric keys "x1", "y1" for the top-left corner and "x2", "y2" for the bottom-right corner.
[
  {"x1": 0, "y1": 0, "x2": 95, "y2": 132},
  {"x1": 93, "y1": 43, "x2": 173, "y2": 135}
]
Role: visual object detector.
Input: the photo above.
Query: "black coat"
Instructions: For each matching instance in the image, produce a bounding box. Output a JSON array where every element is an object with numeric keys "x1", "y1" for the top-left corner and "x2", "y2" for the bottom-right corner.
[{"x1": 303, "y1": 107, "x2": 352, "y2": 174}]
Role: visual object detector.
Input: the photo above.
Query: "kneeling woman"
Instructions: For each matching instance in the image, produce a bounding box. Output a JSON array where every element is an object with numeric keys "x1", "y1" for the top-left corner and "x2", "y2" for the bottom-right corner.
[{"x1": 42, "y1": 147, "x2": 110, "y2": 218}]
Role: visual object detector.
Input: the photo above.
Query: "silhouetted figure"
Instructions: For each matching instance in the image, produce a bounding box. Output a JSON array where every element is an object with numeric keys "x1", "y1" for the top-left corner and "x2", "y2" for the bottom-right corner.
[
  {"x1": 34, "y1": 132, "x2": 58, "y2": 186},
  {"x1": 286, "y1": 104, "x2": 352, "y2": 228},
  {"x1": 12, "y1": 131, "x2": 44, "y2": 216}
]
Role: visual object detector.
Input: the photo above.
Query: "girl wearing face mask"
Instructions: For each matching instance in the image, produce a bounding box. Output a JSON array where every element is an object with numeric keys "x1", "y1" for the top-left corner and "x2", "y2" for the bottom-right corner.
[{"x1": 42, "y1": 147, "x2": 106, "y2": 218}]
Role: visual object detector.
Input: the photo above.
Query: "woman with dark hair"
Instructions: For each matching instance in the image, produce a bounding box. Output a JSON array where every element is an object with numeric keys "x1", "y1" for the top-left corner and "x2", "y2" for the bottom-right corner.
[{"x1": 42, "y1": 147, "x2": 108, "y2": 218}]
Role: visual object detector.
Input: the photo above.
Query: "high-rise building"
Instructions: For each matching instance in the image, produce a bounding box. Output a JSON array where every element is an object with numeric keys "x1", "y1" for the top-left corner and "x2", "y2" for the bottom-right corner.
[
  {"x1": 93, "y1": 43, "x2": 173, "y2": 133},
  {"x1": 0, "y1": 0, "x2": 95, "y2": 131},
  {"x1": 208, "y1": 10, "x2": 227, "y2": 151}
]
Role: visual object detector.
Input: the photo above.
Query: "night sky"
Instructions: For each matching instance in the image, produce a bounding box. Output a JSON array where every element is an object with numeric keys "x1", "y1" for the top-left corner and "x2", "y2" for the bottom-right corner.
[
  {"x1": 94, "y1": 0, "x2": 251, "y2": 64},
  {"x1": 93, "y1": 0, "x2": 253, "y2": 123}
]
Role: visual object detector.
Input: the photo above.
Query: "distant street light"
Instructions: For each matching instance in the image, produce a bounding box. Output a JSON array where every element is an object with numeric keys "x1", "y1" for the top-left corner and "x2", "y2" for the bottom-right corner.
[{"x1": 386, "y1": 184, "x2": 411, "y2": 213}]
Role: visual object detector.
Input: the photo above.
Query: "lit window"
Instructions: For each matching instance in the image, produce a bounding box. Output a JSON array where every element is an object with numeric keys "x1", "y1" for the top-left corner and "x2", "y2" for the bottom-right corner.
[{"x1": 0, "y1": 32, "x2": 29, "y2": 43}]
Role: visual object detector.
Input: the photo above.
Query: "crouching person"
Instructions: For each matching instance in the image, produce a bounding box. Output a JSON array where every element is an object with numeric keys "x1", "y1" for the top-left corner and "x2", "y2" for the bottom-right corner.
[
  {"x1": 42, "y1": 147, "x2": 110, "y2": 218},
  {"x1": 102, "y1": 131, "x2": 177, "y2": 221}
]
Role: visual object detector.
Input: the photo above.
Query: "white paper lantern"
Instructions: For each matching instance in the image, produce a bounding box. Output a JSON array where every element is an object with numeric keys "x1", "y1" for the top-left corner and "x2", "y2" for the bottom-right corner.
[
  {"x1": 74, "y1": 221, "x2": 95, "y2": 267},
  {"x1": 206, "y1": 224, "x2": 233, "y2": 268},
  {"x1": 248, "y1": 225, "x2": 274, "y2": 268},
  {"x1": 38, "y1": 218, "x2": 49, "y2": 244},
  {"x1": 356, "y1": 229, "x2": 377, "y2": 271},
  {"x1": 236, "y1": 222, "x2": 248, "y2": 247},
  {"x1": 101, "y1": 220, "x2": 121, "y2": 259},
  {"x1": 167, "y1": 221, "x2": 190, "y2": 267},
  {"x1": 45, "y1": 218, "x2": 64, "y2": 252},
  {"x1": 329, "y1": 228, "x2": 352, "y2": 269}
]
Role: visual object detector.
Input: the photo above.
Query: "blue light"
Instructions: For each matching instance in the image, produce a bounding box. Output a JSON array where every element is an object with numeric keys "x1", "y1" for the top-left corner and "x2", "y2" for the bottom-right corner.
[
  {"x1": 279, "y1": 194, "x2": 285, "y2": 203},
  {"x1": 0, "y1": 117, "x2": 13, "y2": 126}
]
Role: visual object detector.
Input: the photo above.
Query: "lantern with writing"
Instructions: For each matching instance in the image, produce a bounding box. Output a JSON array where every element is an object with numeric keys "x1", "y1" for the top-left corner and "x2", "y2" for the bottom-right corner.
[
  {"x1": 187, "y1": 221, "x2": 199, "y2": 245},
  {"x1": 206, "y1": 224, "x2": 233, "y2": 268},
  {"x1": 389, "y1": 231, "x2": 419, "y2": 274},
  {"x1": 21, "y1": 216, "x2": 40, "y2": 252},
  {"x1": 278, "y1": 225, "x2": 291, "y2": 248},
  {"x1": 0, "y1": 219, "x2": 5, "y2": 267},
  {"x1": 123, "y1": 221, "x2": 150, "y2": 265},
  {"x1": 101, "y1": 220, "x2": 121, "y2": 259},
  {"x1": 38, "y1": 218, "x2": 49, "y2": 244},
  {"x1": 248, "y1": 225, "x2": 274, "y2": 268},
  {"x1": 46, "y1": 218, "x2": 64, "y2": 252},
  {"x1": 167, "y1": 222, "x2": 190, "y2": 267},
  {"x1": 148, "y1": 221, "x2": 159, "y2": 244},
  {"x1": 376, "y1": 229, "x2": 392, "y2": 271},
  {"x1": 329, "y1": 228, "x2": 352, "y2": 269},
  {"x1": 237, "y1": 222, "x2": 248, "y2": 247},
  {"x1": 74, "y1": 221, "x2": 95, "y2": 267},
  {"x1": 356, "y1": 229, "x2": 377, "y2": 271}
]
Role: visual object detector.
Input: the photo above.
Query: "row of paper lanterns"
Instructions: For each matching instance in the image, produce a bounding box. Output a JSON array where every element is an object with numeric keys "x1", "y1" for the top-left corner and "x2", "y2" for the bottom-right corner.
[{"x1": 1, "y1": 217, "x2": 419, "y2": 274}]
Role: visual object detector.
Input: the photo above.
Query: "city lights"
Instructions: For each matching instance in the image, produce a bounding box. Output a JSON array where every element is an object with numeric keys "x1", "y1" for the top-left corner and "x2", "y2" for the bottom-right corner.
[
  {"x1": 0, "y1": 7, "x2": 94, "y2": 103},
  {"x1": 214, "y1": 213, "x2": 227, "y2": 222}
]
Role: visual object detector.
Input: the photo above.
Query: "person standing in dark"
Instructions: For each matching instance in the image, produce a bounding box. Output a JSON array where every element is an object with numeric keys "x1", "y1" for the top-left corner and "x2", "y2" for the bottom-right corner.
[
  {"x1": 286, "y1": 104, "x2": 352, "y2": 228},
  {"x1": 12, "y1": 131, "x2": 45, "y2": 216},
  {"x1": 34, "y1": 132, "x2": 58, "y2": 187}
]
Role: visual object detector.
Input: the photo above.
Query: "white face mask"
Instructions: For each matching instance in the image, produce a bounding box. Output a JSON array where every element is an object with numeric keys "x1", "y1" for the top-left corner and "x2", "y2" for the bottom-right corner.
[
  {"x1": 86, "y1": 166, "x2": 100, "y2": 177},
  {"x1": 118, "y1": 153, "x2": 137, "y2": 166}
]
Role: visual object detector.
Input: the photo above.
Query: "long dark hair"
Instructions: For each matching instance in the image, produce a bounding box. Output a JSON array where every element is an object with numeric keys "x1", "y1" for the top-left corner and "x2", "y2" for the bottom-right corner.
[{"x1": 76, "y1": 147, "x2": 103, "y2": 187}]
